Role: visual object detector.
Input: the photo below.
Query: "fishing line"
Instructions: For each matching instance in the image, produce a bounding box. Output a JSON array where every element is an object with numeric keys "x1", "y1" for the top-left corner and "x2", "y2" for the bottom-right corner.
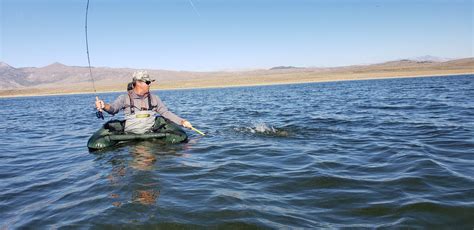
[
  {"x1": 85, "y1": 0, "x2": 104, "y2": 119},
  {"x1": 188, "y1": 0, "x2": 201, "y2": 17},
  {"x1": 84, "y1": 0, "x2": 199, "y2": 120}
]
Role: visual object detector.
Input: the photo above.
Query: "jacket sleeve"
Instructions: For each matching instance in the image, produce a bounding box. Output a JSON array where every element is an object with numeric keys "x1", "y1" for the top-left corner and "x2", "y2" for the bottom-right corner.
[
  {"x1": 104, "y1": 94, "x2": 126, "y2": 115},
  {"x1": 154, "y1": 95, "x2": 184, "y2": 125}
]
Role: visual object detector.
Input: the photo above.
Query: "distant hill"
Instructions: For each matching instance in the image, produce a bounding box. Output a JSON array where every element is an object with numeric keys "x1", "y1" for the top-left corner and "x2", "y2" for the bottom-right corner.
[
  {"x1": 0, "y1": 62, "x2": 30, "y2": 89},
  {"x1": 0, "y1": 62, "x2": 210, "y2": 90},
  {"x1": 269, "y1": 66, "x2": 302, "y2": 70},
  {"x1": 409, "y1": 55, "x2": 453, "y2": 62},
  {"x1": 0, "y1": 58, "x2": 473, "y2": 97}
]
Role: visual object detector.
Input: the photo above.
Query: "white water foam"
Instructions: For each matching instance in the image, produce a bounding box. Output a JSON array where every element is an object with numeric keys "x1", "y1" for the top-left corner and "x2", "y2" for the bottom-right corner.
[
  {"x1": 251, "y1": 123, "x2": 277, "y2": 134},
  {"x1": 234, "y1": 122, "x2": 289, "y2": 137}
]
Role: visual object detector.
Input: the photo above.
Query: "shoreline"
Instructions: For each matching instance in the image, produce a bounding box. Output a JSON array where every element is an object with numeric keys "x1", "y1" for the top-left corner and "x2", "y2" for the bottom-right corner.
[{"x1": 0, "y1": 72, "x2": 472, "y2": 99}]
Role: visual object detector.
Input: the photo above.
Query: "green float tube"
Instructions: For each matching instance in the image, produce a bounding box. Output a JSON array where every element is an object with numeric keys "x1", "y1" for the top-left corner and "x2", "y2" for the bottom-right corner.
[{"x1": 88, "y1": 117, "x2": 188, "y2": 150}]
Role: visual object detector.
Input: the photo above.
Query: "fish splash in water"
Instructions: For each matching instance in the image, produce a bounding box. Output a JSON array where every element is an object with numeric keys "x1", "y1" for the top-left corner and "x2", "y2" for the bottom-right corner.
[{"x1": 235, "y1": 122, "x2": 289, "y2": 137}]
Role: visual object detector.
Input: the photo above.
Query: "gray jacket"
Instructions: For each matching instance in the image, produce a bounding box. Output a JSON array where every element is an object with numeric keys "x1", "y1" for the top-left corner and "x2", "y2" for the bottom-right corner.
[{"x1": 104, "y1": 91, "x2": 184, "y2": 125}]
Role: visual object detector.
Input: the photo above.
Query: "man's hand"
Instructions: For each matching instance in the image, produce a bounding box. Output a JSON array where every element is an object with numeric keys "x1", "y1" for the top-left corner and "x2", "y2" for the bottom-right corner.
[
  {"x1": 182, "y1": 120, "x2": 205, "y2": 135},
  {"x1": 95, "y1": 97, "x2": 105, "y2": 111},
  {"x1": 181, "y1": 120, "x2": 193, "y2": 129}
]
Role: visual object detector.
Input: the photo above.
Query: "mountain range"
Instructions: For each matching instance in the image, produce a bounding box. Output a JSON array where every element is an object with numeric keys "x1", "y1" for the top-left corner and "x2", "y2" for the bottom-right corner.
[{"x1": 0, "y1": 57, "x2": 473, "y2": 97}]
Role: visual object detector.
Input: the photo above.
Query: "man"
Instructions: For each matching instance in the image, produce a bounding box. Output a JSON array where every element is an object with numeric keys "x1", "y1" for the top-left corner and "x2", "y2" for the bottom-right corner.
[{"x1": 95, "y1": 70, "x2": 193, "y2": 134}]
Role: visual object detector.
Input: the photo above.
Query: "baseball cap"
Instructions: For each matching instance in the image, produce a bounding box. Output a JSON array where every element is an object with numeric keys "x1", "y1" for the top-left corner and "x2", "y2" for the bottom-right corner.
[{"x1": 132, "y1": 70, "x2": 155, "y2": 82}]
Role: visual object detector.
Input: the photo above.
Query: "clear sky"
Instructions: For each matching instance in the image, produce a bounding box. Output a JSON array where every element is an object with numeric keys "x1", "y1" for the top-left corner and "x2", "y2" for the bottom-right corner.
[{"x1": 1, "y1": 0, "x2": 472, "y2": 71}]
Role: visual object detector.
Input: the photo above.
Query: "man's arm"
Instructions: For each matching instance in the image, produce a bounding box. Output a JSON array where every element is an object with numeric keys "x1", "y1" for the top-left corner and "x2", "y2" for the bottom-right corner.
[
  {"x1": 154, "y1": 95, "x2": 186, "y2": 125},
  {"x1": 96, "y1": 95, "x2": 125, "y2": 115}
]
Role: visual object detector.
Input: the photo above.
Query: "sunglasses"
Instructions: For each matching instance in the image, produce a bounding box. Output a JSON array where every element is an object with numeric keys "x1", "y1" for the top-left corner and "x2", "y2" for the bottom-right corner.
[{"x1": 144, "y1": 81, "x2": 152, "y2": 85}]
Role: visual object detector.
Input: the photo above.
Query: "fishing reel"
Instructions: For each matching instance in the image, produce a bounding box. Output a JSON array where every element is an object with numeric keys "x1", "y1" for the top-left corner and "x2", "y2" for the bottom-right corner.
[{"x1": 96, "y1": 111, "x2": 104, "y2": 120}]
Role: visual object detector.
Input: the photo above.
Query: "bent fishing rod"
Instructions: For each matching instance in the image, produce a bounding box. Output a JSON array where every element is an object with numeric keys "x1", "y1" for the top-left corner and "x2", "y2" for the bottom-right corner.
[
  {"x1": 83, "y1": 0, "x2": 206, "y2": 136},
  {"x1": 85, "y1": 0, "x2": 103, "y2": 120}
]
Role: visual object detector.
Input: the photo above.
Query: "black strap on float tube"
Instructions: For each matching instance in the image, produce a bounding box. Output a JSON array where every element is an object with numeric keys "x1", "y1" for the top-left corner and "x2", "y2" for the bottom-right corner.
[{"x1": 85, "y1": 0, "x2": 103, "y2": 120}]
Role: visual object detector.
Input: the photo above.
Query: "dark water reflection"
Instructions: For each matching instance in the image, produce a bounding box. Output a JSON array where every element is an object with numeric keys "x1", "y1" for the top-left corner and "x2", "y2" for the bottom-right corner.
[{"x1": 0, "y1": 75, "x2": 473, "y2": 228}]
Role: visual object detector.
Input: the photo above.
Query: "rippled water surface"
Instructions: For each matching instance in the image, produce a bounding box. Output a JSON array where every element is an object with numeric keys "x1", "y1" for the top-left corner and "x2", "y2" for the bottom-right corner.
[{"x1": 1, "y1": 75, "x2": 473, "y2": 228}]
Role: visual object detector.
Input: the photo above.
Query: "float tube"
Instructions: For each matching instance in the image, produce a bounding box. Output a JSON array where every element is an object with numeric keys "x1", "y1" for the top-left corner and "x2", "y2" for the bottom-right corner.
[{"x1": 88, "y1": 117, "x2": 188, "y2": 150}]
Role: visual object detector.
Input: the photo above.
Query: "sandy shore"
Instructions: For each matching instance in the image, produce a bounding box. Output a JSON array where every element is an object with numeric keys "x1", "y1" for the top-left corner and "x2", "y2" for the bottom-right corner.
[{"x1": 1, "y1": 69, "x2": 472, "y2": 98}]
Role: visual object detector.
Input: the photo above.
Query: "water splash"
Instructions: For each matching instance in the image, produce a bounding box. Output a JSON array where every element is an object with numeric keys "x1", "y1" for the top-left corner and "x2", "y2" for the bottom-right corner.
[
  {"x1": 234, "y1": 122, "x2": 290, "y2": 137},
  {"x1": 252, "y1": 123, "x2": 276, "y2": 133}
]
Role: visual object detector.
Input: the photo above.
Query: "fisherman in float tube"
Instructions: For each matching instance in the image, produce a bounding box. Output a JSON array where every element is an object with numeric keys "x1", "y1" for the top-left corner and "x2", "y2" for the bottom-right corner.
[{"x1": 95, "y1": 70, "x2": 193, "y2": 134}]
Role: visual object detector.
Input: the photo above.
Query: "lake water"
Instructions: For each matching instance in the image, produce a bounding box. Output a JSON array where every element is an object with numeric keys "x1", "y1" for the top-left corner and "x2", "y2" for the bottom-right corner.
[{"x1": 1, "y1": 75, "x2": 473, "y2": 228}]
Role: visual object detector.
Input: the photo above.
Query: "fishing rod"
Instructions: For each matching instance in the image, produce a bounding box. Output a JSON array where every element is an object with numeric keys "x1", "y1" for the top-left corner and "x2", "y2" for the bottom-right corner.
[
  {"x1": 84, "y1": 0, "x2": 207, "y2": 137},
  {"x1": 85, "y1": 0, "x2": 104, "y2": 120},
  {"x1": 191, "y1": 127, "x2": 205, "y2": 136}
]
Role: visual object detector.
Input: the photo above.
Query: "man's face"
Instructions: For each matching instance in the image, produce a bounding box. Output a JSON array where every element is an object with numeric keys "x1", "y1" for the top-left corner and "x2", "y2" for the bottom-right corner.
[{"x1": 138, "y1": 80, "x2": 151, "y2": 91}]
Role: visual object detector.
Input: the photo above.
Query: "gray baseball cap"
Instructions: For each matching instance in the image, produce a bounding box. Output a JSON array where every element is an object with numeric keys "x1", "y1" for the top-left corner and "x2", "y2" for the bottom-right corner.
[{"x1": 132, "y1": 70, "x2": 155, "y2": 82}]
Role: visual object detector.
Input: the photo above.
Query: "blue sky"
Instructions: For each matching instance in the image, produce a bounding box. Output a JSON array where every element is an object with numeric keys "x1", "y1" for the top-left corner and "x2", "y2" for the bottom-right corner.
[{"x1": 1, "y1": 0, "x2": 472, "y2": 71}]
